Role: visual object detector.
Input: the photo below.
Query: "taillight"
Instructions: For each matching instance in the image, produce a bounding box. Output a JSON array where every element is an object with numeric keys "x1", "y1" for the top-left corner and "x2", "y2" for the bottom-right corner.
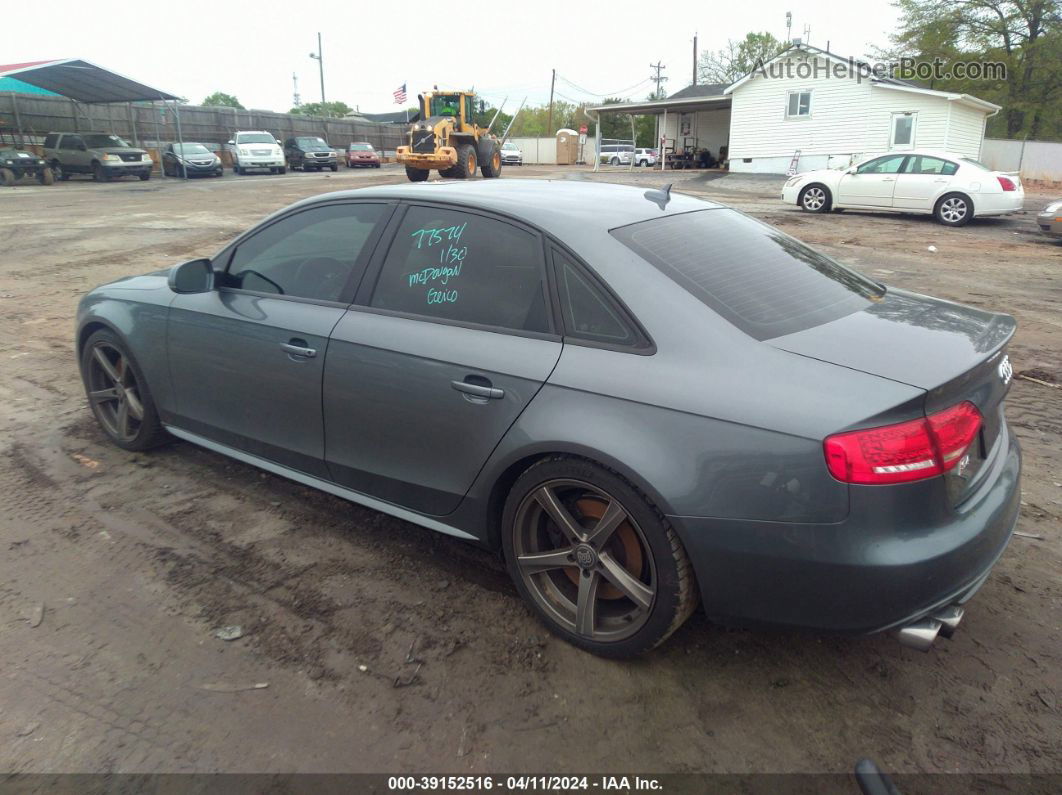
[
  {"x1": 997, "y1": 175, "x2": 1016, "y2": 191},
  {"x1": 824, "y1": 402, "x2": 982, "y2": 484}
]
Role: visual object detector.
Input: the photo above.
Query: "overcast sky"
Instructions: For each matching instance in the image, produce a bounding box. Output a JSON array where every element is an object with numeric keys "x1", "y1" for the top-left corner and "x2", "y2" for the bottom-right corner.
[{"x1": 28, "y1": 0, "x2": 899, "y2": 113}]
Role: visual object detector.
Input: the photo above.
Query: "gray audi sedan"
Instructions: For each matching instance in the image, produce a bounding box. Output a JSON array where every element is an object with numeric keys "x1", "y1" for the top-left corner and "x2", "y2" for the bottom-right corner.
[{"x1": 76, "y1": 180, "x2": 1021, "y2": 657}]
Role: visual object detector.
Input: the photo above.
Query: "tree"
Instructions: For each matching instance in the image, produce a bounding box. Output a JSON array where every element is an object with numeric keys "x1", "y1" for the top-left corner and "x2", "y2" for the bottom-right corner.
[
  {"x1": 698, "y1": 32, "x2": 786, "y2": 84},
  {"x1": 882, "y1": 0, "x2": 1062, "y2": 140},
  {"x1": 290, "y1": 101, "x2": 354, "y2": 118},
  {"x1": 201, "y1": 92, "x2": 244, "y2": 110}
]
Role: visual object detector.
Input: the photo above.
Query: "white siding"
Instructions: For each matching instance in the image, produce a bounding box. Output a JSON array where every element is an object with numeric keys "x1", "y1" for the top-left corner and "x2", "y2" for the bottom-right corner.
[
  {"x1": 726, "y1": 52, "x2": 992, "y2": 172},
  {"x1": 728, "y1": 54, "x2": 874, "y2": 162},
  {"x1": 944, "y1": 102, "x2": 988, "y2": 159}
]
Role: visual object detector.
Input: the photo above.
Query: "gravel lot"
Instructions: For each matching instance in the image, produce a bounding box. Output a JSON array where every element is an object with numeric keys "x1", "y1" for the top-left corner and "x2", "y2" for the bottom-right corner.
[{"x1": 1, "y1": 164, "x2": 1060, "y2": 777}]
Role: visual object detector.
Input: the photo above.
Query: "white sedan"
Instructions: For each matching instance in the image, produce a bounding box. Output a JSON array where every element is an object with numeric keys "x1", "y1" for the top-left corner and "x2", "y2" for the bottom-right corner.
[{"x1": 781, "y1": 150, "x2": 1024, "y2": 227}]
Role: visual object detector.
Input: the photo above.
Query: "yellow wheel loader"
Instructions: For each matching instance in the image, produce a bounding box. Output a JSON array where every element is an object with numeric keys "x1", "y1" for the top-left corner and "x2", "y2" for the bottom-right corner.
[{"x1": 396, "y1": 90, "x2": 503, "y2": 182}]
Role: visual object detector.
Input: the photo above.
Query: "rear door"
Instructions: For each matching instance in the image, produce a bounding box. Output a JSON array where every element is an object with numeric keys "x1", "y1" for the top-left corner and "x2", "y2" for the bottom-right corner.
[
  {"x1": 893, "y1": 155, "x2": 958, "y2": 210},
  {"x1": 167, "y1": 201, "x2": 392, "y2": 476},
  {"x1": 323, "y1": 202, "x2": 562, "y2": 515},
  {"x1": 836, "y1": 154, "x2": 908, "y2": 207}
]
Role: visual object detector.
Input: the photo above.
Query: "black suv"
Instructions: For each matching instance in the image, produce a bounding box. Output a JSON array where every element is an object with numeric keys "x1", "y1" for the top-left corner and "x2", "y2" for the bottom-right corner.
[{"x1": 283, "y1": 136, "x2": 338, "y2": 172}]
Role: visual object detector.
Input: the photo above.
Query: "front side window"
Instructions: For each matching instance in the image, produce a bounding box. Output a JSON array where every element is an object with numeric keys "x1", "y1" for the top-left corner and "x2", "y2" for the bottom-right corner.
[
  {"x1": 904, "y1": 156, "x2": 957, "y2": 176},
  {"x1": 60, "y1": 135, "x2": 84, "y2": 149},
  {"x1": 611, "y1": 209, "x2": 883, "y2": 340},
  {"x1": 786, "y1": 91, "x2": 811, "y2": 117},
  {"x1": 227, "y1": 203, "x2": 385, "y2": 302},
  {"x1": 369, "y1": 206, "x2": 550, "y2": 333},
  {"x1": 857, "y1": 155, "x2": 908, "y2": 174}
]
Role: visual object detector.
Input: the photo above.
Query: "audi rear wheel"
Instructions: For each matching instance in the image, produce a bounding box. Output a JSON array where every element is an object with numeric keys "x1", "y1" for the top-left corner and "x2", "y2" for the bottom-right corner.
[{"x1": 503, "y1": 458, "x2": 698, "y2": 657}]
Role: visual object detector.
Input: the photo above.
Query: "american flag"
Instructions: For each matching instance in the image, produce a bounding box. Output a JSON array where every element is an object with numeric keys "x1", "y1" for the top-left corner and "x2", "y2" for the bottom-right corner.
[{"x1": 393, "y1": 83, "x2": 407, "y2": 104}]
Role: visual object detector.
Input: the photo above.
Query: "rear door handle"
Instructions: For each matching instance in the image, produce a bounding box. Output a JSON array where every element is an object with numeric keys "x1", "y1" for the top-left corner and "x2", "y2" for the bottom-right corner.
[
  {"x1": 882, "y1": 177, "x2": 895, "y2": 182},
  {"x1": 451, "y1": 379, "x2": 504, "y2": 400},
  {"x1": 281, "y1": 340, "x2": 316, "y2": 359}
]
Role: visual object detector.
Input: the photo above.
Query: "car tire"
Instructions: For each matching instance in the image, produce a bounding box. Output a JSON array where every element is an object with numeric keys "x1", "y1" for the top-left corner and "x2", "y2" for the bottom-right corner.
[
  {"x1": 52, "y1": 161, "x2": 69, "y2": 181},
  {"x1": 0, "y1": 167, "x2": 14, "y2": 187},
  {"x1": 80, "y1": 329, "x2": 169, "y2": 452},
  {"x1": 935, "y1": 192, "x2": 972, "y2": 227},
  {"x1": 330, "y1": 164, "x2": 338, "y2": 172},
  {"x1": 139, "y1": 172, "x2": 150, "y2": 181},
  {"x1": 38, "y1": 167, "x2": 56, "y2": 185},
  {"x1": 93, "y1": 163, "x2": 109, "y2": 183},
  {"x1": 405, "y1": 166, "x2": 429, "y2": 182},
  {"x1": 279, "y1": 166, "x2": 287, "y2": 174},
  {"x1": 502, "y1": 457, "x2": 699, "y2": 658},
  {"x1": 610, "y1": 157, "x2": 620, "y2": 166},
  {"x1": 799, "y1": 184, "x2": 831, "y2": 213}
]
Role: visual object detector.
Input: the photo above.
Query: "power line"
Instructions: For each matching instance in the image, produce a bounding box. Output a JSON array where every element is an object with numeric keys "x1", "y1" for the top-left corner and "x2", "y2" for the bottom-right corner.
[{"x1": 555, "y1": 74, "x2": 652, "y2": 98}]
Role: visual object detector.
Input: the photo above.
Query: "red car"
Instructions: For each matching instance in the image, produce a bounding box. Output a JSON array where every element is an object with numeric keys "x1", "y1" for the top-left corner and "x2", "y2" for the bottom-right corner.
[{"x1": 346, "y1": 142, "x2": 381, "y2": 168}]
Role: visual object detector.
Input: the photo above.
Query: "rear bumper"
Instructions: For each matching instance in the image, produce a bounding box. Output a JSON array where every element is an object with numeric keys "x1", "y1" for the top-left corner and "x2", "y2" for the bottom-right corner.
[
  {"x1": 975, "y1": 191, "x2": 1024, "y2": 216},
  {"x1": 670, "y1": 423, "x2": 1021, "y2": 634}
]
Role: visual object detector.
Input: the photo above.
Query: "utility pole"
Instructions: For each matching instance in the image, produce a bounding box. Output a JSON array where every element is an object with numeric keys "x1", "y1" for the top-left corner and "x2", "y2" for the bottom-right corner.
[
  {"x1": 292, "y1": 72, "x2": 301, "y2": 108},
  {"x1": 309, "y1": 32, "x2": 326, "y2": 113},
  {"x1": 692, "y1": 33, "x2": 698, "y2": 86},
  {"x1": 546, "y1": 68, "x2": 555, "y2": 137},
  {"x1": 649, "y1": 61, "x2": 668, "y2": 99}
]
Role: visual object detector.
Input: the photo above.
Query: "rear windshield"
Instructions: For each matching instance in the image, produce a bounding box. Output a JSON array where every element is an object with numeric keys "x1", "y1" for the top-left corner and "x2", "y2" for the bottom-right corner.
[{"x1": 611, "y1": 209, "x2": 884, "y2": 340}]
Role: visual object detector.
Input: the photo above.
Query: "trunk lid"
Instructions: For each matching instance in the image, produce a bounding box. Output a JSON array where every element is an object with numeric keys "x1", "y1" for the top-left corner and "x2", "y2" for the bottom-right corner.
[{"x1": 769, "y1": 288, "x2": 1016, "y2": 503}]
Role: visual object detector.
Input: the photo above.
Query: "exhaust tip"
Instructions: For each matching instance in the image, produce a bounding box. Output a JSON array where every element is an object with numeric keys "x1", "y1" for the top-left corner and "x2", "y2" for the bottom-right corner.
[
  {"x1": 933, "y1": 605, "x2": 964, "y2": 638},
  {"x1": 897, "y1": 618, "x2": 942, "y2": 652}
]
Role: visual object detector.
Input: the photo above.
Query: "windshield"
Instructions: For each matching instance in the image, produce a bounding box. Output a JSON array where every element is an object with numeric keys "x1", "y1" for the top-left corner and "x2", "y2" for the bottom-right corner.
[
  {"x1": 83, "y1": 134, "x2": 131, "y2": 148},
  {"x1": 296, "y1": 136, "x2": 330, "y2": 149},
  {"x1": 236, "y1": 133, "x2": 276, "y2": 144},
  {"x1": 429, "y1": 94, "x2": 461, "y2": 116},
  {"x1": 612, "y1": 209, "x2": 884, "y2": 340},
  {"x1": 173, "y1": 143, "x2": 211, "y2": 155},
  {"x1": 502, "y1": 143, "x2": 518, "y2": 150},
  {"x1": 350, "y1": 143, "x2": 374, "y2": 151}
]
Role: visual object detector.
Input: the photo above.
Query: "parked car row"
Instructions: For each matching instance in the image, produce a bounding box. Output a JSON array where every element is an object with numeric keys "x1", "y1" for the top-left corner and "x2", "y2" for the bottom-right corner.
[{"x1": 31, "y1": 129, "x2": 390, "y2": 183}]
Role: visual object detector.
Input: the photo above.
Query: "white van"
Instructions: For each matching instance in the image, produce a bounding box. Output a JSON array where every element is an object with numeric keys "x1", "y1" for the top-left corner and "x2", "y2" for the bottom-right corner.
[{"x1": 599, "y1": 144, "x2": 634, "y2": 166}]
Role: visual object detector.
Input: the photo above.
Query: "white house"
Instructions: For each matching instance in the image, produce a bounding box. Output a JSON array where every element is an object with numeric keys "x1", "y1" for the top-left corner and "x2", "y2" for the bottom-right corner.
[
  {"x1": 588, "y1": 43, "x2": 1001, "y2": 175},
  {"x1": 726, "y1": 44, "x2": 1001, "y2": 173}
]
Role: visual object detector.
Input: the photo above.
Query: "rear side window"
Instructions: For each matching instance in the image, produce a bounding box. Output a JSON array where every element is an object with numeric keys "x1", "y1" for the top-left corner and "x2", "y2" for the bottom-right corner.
[
  {"x1": 369, "y1": 205, "x2": 551, "y2": 333},
  {"x1": 905, "y1": 156, "x2": 957, "y2": 176},
  {"x1": 611, "y1": 209, "x2": 884, "y2": 340},
  {"x1": 227, "y1": 203, "x2": 385, "y2": 302},
  {"x1": 553, "y1": 252, "x2": 637, "y2": 346}
]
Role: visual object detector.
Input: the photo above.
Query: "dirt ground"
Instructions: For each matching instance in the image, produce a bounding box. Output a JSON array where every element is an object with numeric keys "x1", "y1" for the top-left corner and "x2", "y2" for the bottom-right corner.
[{"x1": 0, "y1": 164, "x2": 1060, "y2": 777}]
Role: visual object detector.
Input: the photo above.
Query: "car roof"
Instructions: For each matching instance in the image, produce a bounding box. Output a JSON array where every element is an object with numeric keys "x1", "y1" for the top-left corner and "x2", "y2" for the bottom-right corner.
[{"x1": 295, "y1": 180, "x2": 722, "y2": 239}]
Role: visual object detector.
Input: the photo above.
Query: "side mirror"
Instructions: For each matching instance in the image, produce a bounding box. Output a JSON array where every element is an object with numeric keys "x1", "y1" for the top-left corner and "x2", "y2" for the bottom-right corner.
[
  {"x1": 227, "y1": 140, "x2": 235, "y2": 145},
  {"x1": 168, "y1": 258, "x2": 214, "y2": 294},
  {"x1": 78, "y1": 144, "x2": 88, "y2": 151},
  {"x1": 846, "y1": 166, "x2": 858, "y2": 175}
]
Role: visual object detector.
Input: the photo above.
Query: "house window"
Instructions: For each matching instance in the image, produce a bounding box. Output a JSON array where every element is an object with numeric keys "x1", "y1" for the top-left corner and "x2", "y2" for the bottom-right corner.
[
  {"x1": 890, "y1": 112, "x2": 916, "y2": 149},
  {"x1": 786, "y1": 91, "x2": 811, "y2": 117}
]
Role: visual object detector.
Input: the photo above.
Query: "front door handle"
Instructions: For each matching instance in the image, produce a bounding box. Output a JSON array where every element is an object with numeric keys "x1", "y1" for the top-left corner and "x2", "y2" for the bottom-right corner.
[
  {"x1": 881, "y1": 177, "x2": 895, "y2": 182},
  {"x1": 451, "y1": 379, "x2": 504, "y2": 400},
  {"x1": 281, "y1": 340, "x2": 316, "y2": 359}
]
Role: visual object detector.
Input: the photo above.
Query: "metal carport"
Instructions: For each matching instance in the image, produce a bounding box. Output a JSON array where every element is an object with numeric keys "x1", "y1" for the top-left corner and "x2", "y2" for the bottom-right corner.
[{"x1": 0, "y1": 58, "x2": 189, "y2": 178}]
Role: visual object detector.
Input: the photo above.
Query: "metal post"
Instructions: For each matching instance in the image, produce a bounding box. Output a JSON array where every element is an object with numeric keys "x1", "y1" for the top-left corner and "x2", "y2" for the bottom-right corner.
[
  {"x1": 153, "y1": 101, "x2": 164, "y2": 179},
  {"x1": 660, "y1": 108, "x2": 667, "y2": 171},
  {"x1": 128, "y1": 103, "x2": 139, "y2": 147},
  {"x1": 547, "y1": 69, "x2": 555, "y2": 137},
  {"x1": 10, "y1": 93, "x2": 24, "y2": 145},
  {"x1": 173, "y1": 100, "x2": 186, "y2": 179},
  {"x1": 310, "y1": 32, "x2": 326, "y2": 111},
  {"x1": 628, "y1": 114, "x2": 636, "y2": 172}
]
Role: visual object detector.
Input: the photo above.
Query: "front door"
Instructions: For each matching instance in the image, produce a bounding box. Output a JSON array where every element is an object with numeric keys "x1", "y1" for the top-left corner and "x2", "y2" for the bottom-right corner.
[
  {"x1": 893, "y1": 154, "x2": 959, "y2": 211},
  {"x1": 167, "y1": 201, "x2": 390, "y2": 476},
  {"x1": 835, "y1": 154, "x2": 909, "y2": 207},
  {"x1": 323, "y1": 203, "x2": 562, "y2": 515}
]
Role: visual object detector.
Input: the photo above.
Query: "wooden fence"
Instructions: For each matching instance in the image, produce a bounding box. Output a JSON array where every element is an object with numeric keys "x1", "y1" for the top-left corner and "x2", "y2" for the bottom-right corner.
[{"x1": 0, "y1": 93, "x2": 406, "y2": 153}]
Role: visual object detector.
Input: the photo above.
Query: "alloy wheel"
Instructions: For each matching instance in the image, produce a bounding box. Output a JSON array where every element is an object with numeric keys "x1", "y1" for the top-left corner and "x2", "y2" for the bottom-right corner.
[
  {"x1": 87, "y1": 343, "x2": 145, "y2": 443},
  {"x1": 512, "y1": 479, "x2": 656, "y2": 642},
  {"x1": 940, "y1": 197, "x2": 967, "y2": 223},
  {"x1": 802, "y1": 187, "x2": 826, "y2": 211}
]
